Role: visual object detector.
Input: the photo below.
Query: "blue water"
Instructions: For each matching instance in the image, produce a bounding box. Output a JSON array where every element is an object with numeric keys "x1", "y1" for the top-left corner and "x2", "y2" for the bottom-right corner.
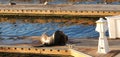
[
  {"x1": 48, "y1": 0, "x2": 120, "y2": 5},
  {"x1": 0, "y1": 22, "x2": 101, "y2": 38},
  {"x1": 0, "y1": 0, "x2": 119, "y2": 5}
]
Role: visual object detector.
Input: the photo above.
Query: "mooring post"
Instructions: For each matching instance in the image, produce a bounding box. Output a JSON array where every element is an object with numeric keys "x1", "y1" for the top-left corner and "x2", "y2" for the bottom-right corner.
[{"x1": 95, "y1": 18, "x2": 110, "y2": 54}]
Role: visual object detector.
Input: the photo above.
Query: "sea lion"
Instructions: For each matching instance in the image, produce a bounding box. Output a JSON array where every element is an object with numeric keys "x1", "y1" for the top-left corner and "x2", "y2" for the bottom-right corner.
[
  {"x1": 40, "y1": 30, "x2": 68, "y2": 46},
  {"x1": 40, "y1": 33, "x2": 54, "y2": 46},
  {"x1": 54, "y1": 30, "x2": 68, "y2": 45}
]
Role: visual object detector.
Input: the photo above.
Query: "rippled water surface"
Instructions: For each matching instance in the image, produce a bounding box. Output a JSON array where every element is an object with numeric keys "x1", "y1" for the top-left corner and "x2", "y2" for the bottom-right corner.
[
  {"x1": 0, "y1": 0, "x2": 119, "y2": 5},
  {"x1": 0, "y1": 22, "x2": 100, "y2": 38}
]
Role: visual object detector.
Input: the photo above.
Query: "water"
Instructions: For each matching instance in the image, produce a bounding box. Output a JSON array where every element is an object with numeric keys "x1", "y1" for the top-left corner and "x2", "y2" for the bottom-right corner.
[
  {"x1": 0, "y1": 22, "x2": 100, "y2": 38},
  {"x1": 0, "y1": 0, "x2": 119, "y2": 5}
]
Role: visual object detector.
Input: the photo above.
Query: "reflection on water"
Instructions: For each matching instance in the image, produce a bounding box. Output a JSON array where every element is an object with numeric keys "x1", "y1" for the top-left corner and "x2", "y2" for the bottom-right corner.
[
  {"x1": 0, "y1": 21, "x2": 99, "y2": 38},
  {"x1": 0, "y1": 16, "x2": 104, "y2": 38}
]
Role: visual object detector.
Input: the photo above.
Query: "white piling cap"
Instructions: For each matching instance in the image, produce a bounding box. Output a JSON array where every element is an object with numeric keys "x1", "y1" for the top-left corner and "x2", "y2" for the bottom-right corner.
[{"x1": 96, "y1": 18, "x2": 106, "y2": 23}]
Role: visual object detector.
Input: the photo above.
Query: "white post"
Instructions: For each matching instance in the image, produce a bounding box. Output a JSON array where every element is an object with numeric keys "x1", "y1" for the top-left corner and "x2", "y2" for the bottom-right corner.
[{"x1": 95, "y1": 18, "x2": 110, "y2": 54}]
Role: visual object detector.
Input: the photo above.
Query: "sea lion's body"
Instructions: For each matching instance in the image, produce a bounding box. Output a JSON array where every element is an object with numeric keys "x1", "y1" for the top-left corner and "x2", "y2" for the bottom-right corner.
[{"x1": 40, "y1": 30, "x2": 68, "y2": 46}]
